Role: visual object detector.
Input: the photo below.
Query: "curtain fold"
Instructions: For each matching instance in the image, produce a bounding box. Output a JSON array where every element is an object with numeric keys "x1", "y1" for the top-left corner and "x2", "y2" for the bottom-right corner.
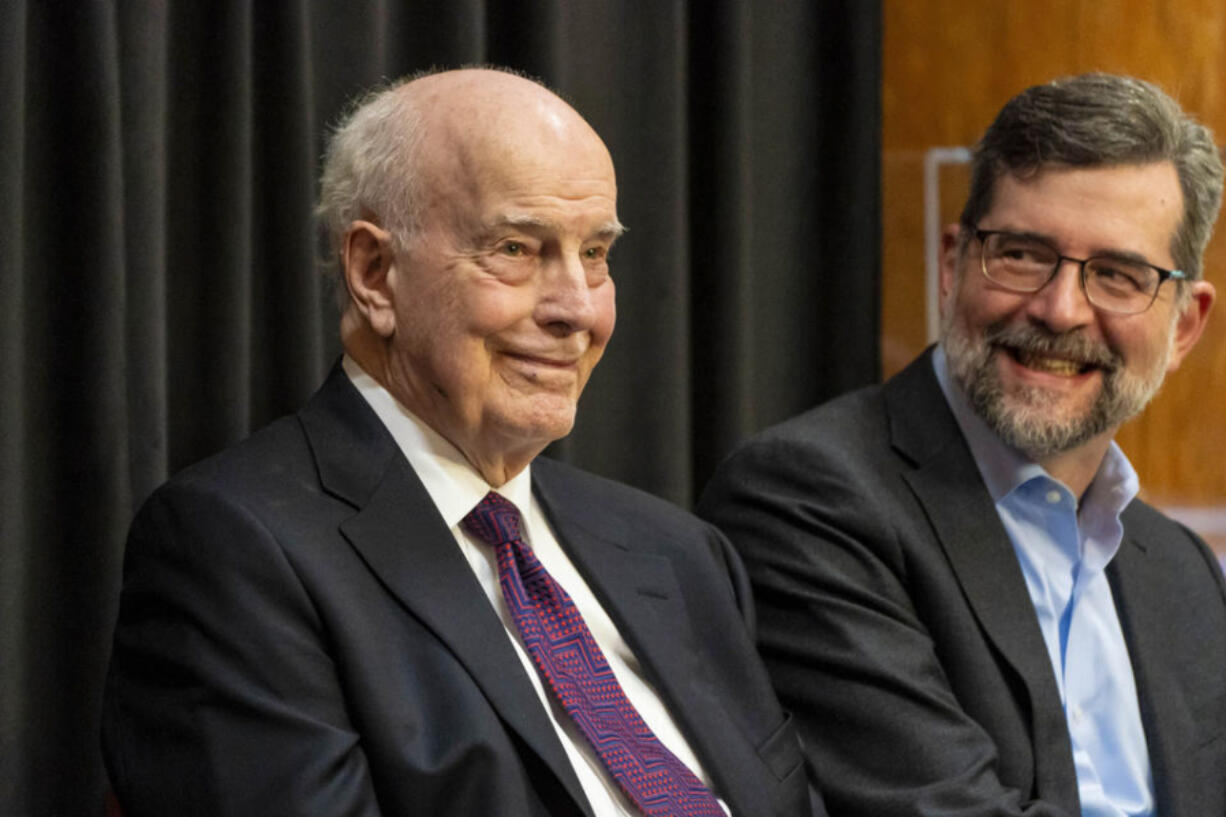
[
  {"x1": 0, "y1": 0, "x2": 28, "y2": 801},
  {"x1": 0, "y1": 2, "x2": 881, "y2": 812},
  {"x1": 118, "y1": 0, "x2": 170, "y2": 500},
  {"x1": 688, "y1": 0, "x2": 756, "y2": 486}
]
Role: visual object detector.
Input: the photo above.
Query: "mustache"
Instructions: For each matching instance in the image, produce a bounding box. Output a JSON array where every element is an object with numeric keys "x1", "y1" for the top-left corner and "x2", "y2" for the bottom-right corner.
[{"x1": 984, "y1": 323, "x2": 1120, "y2": 370}]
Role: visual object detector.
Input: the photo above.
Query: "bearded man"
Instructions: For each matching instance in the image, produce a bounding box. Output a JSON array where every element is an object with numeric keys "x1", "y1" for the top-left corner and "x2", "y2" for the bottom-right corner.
[{"x1": 699, "y1": 73, "x2": 1226, "y2": 817}]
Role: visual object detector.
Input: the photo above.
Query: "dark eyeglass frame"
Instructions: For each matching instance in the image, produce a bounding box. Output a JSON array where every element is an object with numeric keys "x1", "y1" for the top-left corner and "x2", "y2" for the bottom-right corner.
[{"x1": 971, "y1": 227, "x2": 1187, "y2": 315}]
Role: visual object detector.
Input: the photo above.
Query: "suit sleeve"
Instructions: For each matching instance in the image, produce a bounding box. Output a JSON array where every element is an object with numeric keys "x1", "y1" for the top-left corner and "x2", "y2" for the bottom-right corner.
[
  {"x1": 102, "y1": 481, "x2": 384, "y2": 817},
  {"x1": 705, "y1": 521, "x2": 759, "y2": 639},
  {"x1": 697, "y1": 436, "x2": 1075, "y2": 817}
]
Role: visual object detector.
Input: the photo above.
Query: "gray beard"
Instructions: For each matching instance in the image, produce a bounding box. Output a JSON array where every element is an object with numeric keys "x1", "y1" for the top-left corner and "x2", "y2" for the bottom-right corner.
[{"x1": 940, "y1": 318, "x2": 1169, "y2": 459}]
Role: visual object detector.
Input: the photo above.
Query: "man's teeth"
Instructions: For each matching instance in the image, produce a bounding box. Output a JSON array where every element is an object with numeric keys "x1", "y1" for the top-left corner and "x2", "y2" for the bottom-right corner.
[{"x1": 1015, "y1": 350, "x2": 1085, "y2": 375}]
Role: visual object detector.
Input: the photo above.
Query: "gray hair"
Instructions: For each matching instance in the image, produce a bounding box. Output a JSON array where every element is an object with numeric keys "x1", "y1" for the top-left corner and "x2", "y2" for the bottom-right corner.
[
  {"x1": 960, "y1": 73, "x2": 1223, "y2": 281},
  {"x1": 316, "y1": 74, "x2": 427, "y2": 308}
]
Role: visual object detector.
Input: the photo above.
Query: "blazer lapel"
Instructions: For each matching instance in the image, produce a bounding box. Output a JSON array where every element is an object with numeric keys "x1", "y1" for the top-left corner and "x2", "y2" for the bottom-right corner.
[
  {"x1": 532, "y1": 469, "x2": 765, "y2": 817},
  {"x1": 1108, "y1": 530, "x2": 1194, "y2": 817},
  {"x1": 299, "y1": 365, "x2": 593, "y2": 816},
  {"x1": 530, "y1": 471, "x2": 702, "y2": 709},
  {"x1": 886, "y1": 351, "x2": 1078, "y2": 810}
]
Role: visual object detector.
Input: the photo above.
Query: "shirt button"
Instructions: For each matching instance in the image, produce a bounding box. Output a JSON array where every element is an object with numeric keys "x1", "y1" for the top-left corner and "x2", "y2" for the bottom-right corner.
[
  {"x1": 1070, "y1": 707, "x2": 1084, "y2": 725},
  {"x1": 1046, "y1": 489, "x2": 1062, "y2": 504}
]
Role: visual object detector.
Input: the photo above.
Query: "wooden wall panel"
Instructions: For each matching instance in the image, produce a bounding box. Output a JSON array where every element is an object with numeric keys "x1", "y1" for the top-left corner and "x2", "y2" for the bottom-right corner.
[{"x1": 883, "y1": 0, "x2": 1226, "y2": 553}]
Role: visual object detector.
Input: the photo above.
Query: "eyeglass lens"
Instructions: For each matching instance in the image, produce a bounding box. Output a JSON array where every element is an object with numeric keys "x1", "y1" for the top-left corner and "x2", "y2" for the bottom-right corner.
[{"x1": 980, "y1": 232, "x2": 1161, "y2": 313}]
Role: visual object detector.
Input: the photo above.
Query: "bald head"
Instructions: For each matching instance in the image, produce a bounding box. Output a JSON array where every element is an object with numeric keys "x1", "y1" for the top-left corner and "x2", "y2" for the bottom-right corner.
[
  {"x1": 408, "y1": 68, "x2": 608, "y2": 161},
  {"x1": 317, "y1": 68, "x2": 616, "y2": 300}
]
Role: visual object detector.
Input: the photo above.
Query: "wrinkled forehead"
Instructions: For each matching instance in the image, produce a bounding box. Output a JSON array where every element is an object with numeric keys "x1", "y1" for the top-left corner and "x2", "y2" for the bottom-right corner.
[
  {"x1": 417, "y1": 114, "x2": 617, "y2": 228},
  {"x1": 436, "y1": 101, "x2": 613, "y2": 176}
]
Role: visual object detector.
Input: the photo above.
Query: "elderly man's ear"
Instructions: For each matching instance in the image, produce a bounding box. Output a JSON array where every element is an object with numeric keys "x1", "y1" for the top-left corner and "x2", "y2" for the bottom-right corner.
[{"x1": 343, "y1": 220, "x2": 398, "y2": 338}]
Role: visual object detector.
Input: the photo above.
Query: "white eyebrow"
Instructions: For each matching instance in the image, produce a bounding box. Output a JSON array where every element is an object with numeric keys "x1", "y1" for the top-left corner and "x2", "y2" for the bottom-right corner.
[
  {"x1": 593, "y1": 219, "x2": 628, "y2": 241},
  {"x1": 492, "y1": 214, "x2": 627, "y2": 242}
]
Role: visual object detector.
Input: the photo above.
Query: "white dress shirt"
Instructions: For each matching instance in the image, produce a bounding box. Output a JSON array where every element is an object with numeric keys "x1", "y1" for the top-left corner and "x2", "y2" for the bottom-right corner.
[{"x1": 344, "y1": 356, "x2": 729, "y2": 817}]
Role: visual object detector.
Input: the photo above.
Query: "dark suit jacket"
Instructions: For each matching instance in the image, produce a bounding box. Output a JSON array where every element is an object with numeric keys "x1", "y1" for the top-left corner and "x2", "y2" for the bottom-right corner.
[
  {"x1": 698, "y1": 348, "x2": 1226, "y2": 817},
  {"x1": 103, "y1": 364, "x2": 814, "y2": 817}
]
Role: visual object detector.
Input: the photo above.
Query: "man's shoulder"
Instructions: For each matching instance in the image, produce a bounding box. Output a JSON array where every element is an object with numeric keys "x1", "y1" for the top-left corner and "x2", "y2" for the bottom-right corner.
[
  {"x1": 726, "y1": 350, "x2": 945, "y2": 464},
  {"x1": 699, "y1": 352, "x2": 964, "y2": 535},
  {"x1": 1120, "y1": 496, "x2": 1172, "y2": 530},
  {"x1": 1122, "y1": 498, "x2": 1225, "y2": 576},
  {"x1": 710, "y1": 382, "x2": 895, "y2": 491},
  {"x1": 163, "y1": 414, "x2": 312, "y2": 492},
  {"x1": 533, "y1": 455, "x2": 709, "y2": 535},
  {"x1": 1122, "y1": 496, "x2": 1196, "y2": 535},
  {"x1": 144, "y1": 365, "x2": 382, "y2": 514},
  {"x1": 134, "y1": 411, "x2": 328, "y2": 536},
  {"x1": 532, "y1": 457, "x2": 745, "y2": 611},
  {"x1": 762, "y1": 382, "x2": 886, "y2": 447}
]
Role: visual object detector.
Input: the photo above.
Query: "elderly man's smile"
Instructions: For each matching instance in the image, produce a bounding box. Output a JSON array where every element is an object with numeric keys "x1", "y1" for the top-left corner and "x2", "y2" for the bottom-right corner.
[{"x1": 498, "y1": 349, "x2": 584, "y2": 384}]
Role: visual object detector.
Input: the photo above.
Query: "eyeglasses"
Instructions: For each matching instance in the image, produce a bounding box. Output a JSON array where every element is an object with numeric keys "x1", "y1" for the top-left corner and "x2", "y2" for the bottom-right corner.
[{"x1": 971, "y1": 228, "x2": 1186, "y2": 315}]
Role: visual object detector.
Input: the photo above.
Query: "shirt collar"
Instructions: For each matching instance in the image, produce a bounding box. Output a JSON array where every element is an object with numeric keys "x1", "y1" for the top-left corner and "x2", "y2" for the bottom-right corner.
[
  {"x1": 342, "y1": 355, "x2": 534, "y2": 528},
  {"x1": 931, "y1": 344, "x2": 1138, "y2": 518},
  {"x1": 1080, "y1": 439, "x2": 1140, "y2": 544}
]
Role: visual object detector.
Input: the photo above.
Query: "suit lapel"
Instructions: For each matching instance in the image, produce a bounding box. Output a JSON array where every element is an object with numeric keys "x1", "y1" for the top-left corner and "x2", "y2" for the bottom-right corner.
[
  {"x1": 299, "y1": 365, "x2": 593, "y2": 816},
  {"x1": 904, "y1": 449, "x2": 1059, "y2": 698},
  {"x1": 532, "y1": 467, "x2": 765, "y2": 817},
  {"x1": 531, "y1": 473, "x2": 705, "y2": 695},
  {"x1": 1108, "y1": 528, "x2": 1194, "y2": 817},
  {"x1": 886, "y1": 351, "x2": 1078, "y2": 810},
  {"x1": 534, "y1": 494, "x2": 699, "y2": 680}
]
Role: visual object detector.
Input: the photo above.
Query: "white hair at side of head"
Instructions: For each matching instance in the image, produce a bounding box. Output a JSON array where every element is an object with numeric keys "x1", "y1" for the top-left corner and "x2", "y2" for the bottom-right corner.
[{"x1": 316, "y1": 75, "x2": 426, "y2": 308}]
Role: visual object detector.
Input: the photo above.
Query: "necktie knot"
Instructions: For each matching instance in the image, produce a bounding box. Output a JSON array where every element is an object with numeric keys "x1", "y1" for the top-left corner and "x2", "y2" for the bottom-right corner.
[{"x1": 462, "y1": 491, "x2": 522, "y2": 548}]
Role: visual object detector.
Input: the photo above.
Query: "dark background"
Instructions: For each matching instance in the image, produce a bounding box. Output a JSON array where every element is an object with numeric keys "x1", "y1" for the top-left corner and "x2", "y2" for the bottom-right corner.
[{"x1": 0, "y1": 1, "x2": 881, "y2": 812}]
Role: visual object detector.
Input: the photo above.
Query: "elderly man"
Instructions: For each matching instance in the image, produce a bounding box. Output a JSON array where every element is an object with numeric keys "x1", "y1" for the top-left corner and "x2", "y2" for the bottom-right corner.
[
  {"x1": 700, "y1": 74, "x2": 1226, "y2": 817},
  {"x1": 103, "y1": 68, "x2": 812, "y2": 817}
]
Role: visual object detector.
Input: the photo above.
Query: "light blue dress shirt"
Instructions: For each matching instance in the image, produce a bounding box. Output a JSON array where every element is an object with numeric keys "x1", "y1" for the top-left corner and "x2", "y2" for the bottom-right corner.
[{"x1": 933, "y1": 347, "x2": 1154, "y2": 817}]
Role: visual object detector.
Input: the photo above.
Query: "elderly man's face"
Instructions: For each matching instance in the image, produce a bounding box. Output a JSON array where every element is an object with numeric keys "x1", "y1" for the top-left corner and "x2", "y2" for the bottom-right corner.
[
  {"x1": 382, "y1": 119, "x2": 620, "y2": 477},
  {"x1": 939, "y1": 161, "x2": 1212, "y2": 459}
]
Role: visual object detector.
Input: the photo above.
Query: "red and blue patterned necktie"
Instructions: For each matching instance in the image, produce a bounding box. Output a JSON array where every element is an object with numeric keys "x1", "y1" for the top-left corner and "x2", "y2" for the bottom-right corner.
[{"x1": 462, "y1": 491, "x2": 725, "y2": 817}]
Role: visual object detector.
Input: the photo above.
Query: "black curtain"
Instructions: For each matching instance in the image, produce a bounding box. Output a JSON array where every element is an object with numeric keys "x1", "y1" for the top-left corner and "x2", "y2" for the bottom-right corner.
[{"x1": 0, "y1": 1, "x2": 881, "y2": 813}]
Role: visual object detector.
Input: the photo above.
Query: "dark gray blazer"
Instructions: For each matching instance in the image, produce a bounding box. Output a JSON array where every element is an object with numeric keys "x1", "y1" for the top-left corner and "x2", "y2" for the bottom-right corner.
[
  {"x1": 103, "y1": 364, "x2": 814, "y2": 817},
  {"x1": 699, "y1": 348, "x2": 1226, "y2": 817}
]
